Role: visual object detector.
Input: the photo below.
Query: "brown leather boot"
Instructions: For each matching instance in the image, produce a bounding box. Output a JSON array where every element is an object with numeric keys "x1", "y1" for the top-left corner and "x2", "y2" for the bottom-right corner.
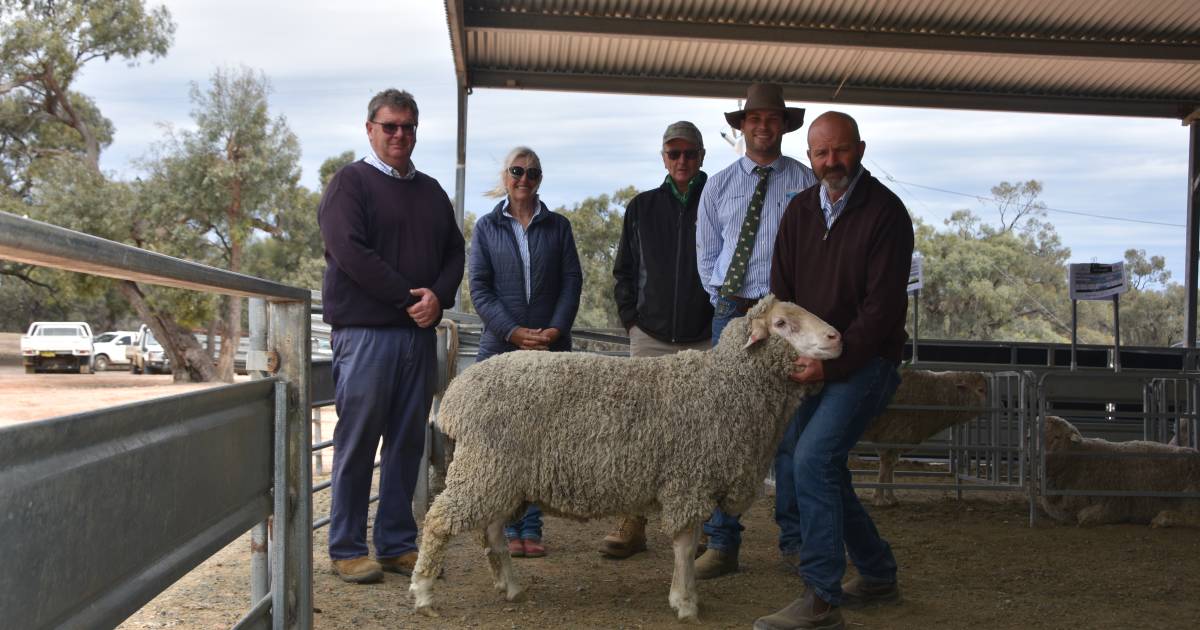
[
  {"x1": 378, "y1": 551, "x2": 418, "y2": 575},
  {"x1": 694, "y1": 547, "x2": 738, "y2": 579},
  {"x1": 753, "y1": 590, "x2": 843, "y2": 630},
  {"x1": 598, "y1": 516, "x2": 647, "y2": 558},
  {"x1": 839, "y1": 576, "x2": 900, "y2": 609},
  {"x1": 331, "y1": 556, "x2": 383, "y2": 584}
]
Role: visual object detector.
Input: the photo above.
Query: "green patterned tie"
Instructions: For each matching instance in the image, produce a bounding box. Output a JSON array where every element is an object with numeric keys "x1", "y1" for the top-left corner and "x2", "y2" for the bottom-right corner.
[{"x1": 720, "y1": 166, "x2": 772, "y2": 298}]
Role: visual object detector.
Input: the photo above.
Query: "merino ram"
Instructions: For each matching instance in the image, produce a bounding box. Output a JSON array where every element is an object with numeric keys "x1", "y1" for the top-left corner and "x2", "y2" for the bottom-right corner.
[
  {"x1": 861, "y1": 370, "x2": 989, "y2": 506},
  {"x1": 409, "y1": 296, "x2": 841, "y2": 622},
  {"x1": 1040, "y1": 415, "x2": 1200, "y2": 527}
]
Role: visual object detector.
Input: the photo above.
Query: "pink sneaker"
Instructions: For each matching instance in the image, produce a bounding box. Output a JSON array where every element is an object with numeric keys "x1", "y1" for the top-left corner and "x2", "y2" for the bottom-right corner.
[
  {"x1": 522, "y1": 538, "x2": 546, "y2": 558},
  {"x1": 507, "y1": 538, "x2": 525, "y2": 557}
]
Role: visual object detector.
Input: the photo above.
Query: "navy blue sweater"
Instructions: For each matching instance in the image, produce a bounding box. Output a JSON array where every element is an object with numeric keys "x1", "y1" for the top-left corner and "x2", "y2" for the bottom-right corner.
[{"x1": 318, "y1": 160, "x2": 465, "y2": 328}]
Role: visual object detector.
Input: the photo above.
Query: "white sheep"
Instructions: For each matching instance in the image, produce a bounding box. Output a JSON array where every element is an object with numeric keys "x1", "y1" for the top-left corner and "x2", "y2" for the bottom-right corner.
[
  {"x1": 1040, "y1": 415, "x2": 1200, "y2": 527},
  {"x1": 860, "y1": 370, "x2": 989, "y2": 506},
  {"x1": 409, "y1": 296, "x2": 841, "y2": 622}
]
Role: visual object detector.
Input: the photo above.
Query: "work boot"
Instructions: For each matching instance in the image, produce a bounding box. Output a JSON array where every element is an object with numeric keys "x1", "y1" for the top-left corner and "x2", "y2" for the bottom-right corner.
[
  {"x1": 694, "y1": 547, "x2": 738, "y2": 579},
  {"x1": 599, "y1": 516, "x2": 647, "y2": 559},
  {"x1": 839, "y1": 576, "x2": 900, "y2": 609},
  {"x1": 378, "y1": 551, "x2": 418, "y2": 576},
  {"x1": 753, "y1": 590, "x2": 843, "y2": 630},
  {"x1": 331, "y1": 556, "x2": 383, "y2": 584}
]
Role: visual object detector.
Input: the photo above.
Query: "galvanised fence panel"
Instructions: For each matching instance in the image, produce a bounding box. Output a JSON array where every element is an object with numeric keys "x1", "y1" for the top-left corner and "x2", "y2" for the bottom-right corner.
[{"x1": 0, "y1": 380, "x2": 278, "y2": 629}]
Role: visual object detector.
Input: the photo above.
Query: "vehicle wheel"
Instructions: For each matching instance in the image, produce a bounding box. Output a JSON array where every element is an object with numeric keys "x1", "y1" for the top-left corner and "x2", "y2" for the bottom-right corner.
[
  {"x1": 24, "y1": 365, "x2": 35, "y2": 375},
  {"x1": 94, "y1": 355, "x2": 110, "y2": 371},
  {"x1": 146, "y1": 366, "x2": 157, "y2": 375},
  {"x1": 132, "y1": 363, "x2": 142, "y2": 375}
]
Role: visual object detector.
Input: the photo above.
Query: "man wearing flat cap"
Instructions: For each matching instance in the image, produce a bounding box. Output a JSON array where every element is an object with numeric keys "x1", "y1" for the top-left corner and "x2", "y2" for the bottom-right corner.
[
  {"x1": 604, "y1": 121, "x2": 714, "y2": 559},
  {"x1": 694, "y1": 82, "x2": 817, "y2": 579}
]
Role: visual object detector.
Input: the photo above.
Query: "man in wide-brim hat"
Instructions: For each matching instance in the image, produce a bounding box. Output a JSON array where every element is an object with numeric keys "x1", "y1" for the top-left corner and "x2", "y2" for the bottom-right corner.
[
  {"x1": 724, "y1": 82, "x2": 807, "y2": 135},
  {"x1": 694, "y1": 82, "x2": 817, "y2": 579}
]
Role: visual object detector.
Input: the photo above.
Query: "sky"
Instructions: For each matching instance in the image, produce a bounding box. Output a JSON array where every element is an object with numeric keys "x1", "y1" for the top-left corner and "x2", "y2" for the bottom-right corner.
[{"x1": 74, "y1": 0, "x2": 1194, "y2": 284}]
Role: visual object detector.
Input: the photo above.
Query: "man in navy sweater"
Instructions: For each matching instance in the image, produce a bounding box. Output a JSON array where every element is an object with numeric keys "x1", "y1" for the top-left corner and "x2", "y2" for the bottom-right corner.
[{"x1": 318, "y1": 89, "x2": 465, "y2": 584}]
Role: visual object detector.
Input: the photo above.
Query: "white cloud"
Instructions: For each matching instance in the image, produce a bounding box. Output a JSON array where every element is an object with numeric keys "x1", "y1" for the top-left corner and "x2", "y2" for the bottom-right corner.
[{"x1": 68, "y1": 0, "x2": 1196, "y2": 282}]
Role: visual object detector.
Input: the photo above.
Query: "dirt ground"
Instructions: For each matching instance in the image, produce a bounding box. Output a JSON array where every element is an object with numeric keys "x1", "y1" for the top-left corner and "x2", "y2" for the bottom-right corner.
[{"x1": 5, "y1": 332, "x2": 1199, "y2": 629}]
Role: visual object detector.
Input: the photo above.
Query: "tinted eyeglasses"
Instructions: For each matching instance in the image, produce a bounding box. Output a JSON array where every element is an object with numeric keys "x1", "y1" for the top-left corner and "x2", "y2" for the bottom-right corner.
[
  {"x1": 663, "y1": 149, "x2": 701, "y2": 160},
  {"x1": 372, "y1": 120, "x2": 417, "y2": 136},
  {"x1": 508, "y1": 166, "x2": 543, "y2": 181}
]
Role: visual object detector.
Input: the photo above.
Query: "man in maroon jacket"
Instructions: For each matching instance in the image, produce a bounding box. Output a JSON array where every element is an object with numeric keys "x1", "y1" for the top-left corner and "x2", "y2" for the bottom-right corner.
[{"x1": 754, "y1": 111, "x2": 913, "y2": 630}]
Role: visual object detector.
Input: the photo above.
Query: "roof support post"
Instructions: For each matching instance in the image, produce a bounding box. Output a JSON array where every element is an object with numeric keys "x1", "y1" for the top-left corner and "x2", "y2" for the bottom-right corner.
[
  {"x1": 1187, "y1": 120, "x2": 1200, "y2": 349},
  {"x1": 454, "y1": 82, "x2": 469, "y2": 309}
]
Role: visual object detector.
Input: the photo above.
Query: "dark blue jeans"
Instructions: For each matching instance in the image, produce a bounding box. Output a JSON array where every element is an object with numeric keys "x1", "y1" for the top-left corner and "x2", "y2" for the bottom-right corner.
[
  {"x1": 328, "y1": 326, "x2": 436, "y2": 560},
  {"x1": 701, "y1": 296, "x2": 753, "y2": 551},
  {"x1": 775, "y1": 356, "x2": 901, "y2": 605}
]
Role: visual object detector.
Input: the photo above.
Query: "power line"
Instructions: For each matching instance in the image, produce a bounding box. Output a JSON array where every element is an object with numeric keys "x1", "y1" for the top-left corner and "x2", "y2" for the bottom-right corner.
[{"x1": 875, "y1": 171, "x2": 1184, "y2": 228}]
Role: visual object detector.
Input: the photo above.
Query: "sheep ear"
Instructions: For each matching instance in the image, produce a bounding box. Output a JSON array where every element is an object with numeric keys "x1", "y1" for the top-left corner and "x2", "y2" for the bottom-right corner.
[
  {"x1": 1069, "y1": 432, "x2": 1082, "y2": 445},
  {"x1": 746, "y1": 294, "x2": 775, "y2": 319},
  {"x1": 743, "y1": 317, "x2": 769, "y2": 349}
]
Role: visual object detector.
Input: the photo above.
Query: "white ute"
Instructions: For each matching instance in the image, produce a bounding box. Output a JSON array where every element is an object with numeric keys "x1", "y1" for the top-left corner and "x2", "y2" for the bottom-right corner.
[
  {"x1": 20, "y1": 321, "x2": 95, "y2": 374},
  {"x1": 91, "y1": 330, "x2": 137, "y2": 371}
]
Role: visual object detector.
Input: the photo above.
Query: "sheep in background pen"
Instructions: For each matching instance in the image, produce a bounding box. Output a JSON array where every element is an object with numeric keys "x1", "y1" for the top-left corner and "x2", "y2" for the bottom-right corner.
[
  {"x1": 1040, "y1": 414, "x2": 1200, "y2": 527},
  {"x1": 409, "y1": 296, "x2": 841, "y2": 622},
  {"x1": 860, "y1": 369, "x2": 989, "y2": 506}
]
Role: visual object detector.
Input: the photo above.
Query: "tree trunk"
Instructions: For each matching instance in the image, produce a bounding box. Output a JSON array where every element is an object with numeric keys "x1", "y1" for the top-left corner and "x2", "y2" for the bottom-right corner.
[
  {"x1": 214, "y1": 294, "x2": 241, "y2": 382},
  {"x1": 118, "y1": 280, "x2": 218, "y2": 382},
  {"x1": 206, "y1": 318, "x2": 217, "y2": 355}
]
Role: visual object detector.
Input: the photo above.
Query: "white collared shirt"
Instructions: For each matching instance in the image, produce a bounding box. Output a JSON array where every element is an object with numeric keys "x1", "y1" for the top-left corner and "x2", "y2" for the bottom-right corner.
[{"x1": 364, "y1": 152, "x2": 416, "y2": 180}]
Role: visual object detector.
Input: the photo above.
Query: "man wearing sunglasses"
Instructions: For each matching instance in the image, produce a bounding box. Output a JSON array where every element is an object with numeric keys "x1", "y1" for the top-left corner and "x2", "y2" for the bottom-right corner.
[
  {"x1": 317, "y1": 88, "x2": 465, "y2": 584},
  {"x1": 694, "y1": 82, "x2": 817, "y2": 580},
  {"x1": 604, "y1": 121, "x2": 714, "y2": 559}
]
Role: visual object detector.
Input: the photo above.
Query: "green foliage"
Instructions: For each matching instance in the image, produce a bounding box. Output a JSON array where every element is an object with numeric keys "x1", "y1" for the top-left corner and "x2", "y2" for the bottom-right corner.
[
  {"x1": 0, "y1": 0, "x2": 174, "y2": 169},
  {"x1": 910, "y1": 181, "x2": 1188, "y2": 347},
  {"x1": 554, "y1": 186, "x2": 635, "y2": 328}
]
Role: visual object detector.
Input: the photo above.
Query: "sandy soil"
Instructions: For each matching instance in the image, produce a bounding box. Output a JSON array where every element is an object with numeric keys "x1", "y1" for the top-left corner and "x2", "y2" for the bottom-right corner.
[
  {"x1": 114, "y1": 486, "x2": 1200, "y2": 630},
  {"x1": 7, "y1": 332, "x2": 1198, "y2": 629}
]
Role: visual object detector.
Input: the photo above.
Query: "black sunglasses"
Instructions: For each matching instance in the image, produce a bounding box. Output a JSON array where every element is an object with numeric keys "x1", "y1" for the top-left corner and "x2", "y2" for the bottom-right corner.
[
  {"x1": 372, "y1": 120, "x2": 417, "y2": 136},
  {"x1": 508, "y1": 166, "x2": 543, "y2": 181},
  {"x1": 664, "y1": 149, "x2": 701, "y2": 160}
]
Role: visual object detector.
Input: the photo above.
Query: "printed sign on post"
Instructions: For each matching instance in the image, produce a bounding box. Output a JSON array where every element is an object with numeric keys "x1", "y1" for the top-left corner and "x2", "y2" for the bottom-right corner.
[
  {"x1": 907, "y1": 255, "x2": 923, "y2": 294},
  {"x1": 1068, "y1": 262, "x2": 1127, "y2": 300}
]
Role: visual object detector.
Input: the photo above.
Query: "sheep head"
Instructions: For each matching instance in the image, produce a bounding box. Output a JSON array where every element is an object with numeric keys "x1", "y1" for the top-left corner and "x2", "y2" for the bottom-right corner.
[
  {"x1": 1043, "y1": 415, "x2": 1083, "y2": 452},
  {"x1": 744, "y1": 294, "x2": 842, "y2": 360}
]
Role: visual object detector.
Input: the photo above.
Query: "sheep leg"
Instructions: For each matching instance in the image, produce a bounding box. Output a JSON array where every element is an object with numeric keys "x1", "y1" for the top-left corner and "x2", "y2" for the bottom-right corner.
[
  {"x1": 410, "y1": 497, "x2": 453, "y2": 616},
  {"x1": 668, "y1": 522, "x2": 701, "y2": 623},
  {"x1": 1075, "y1": 503, "x2": 1121, "y2": 526},
  {"x1": 874, "y1": 449, "x2": 899, "y2": 507},
  {"x1": 483, "y1": 518, "x2": 526, "y2": 602}
]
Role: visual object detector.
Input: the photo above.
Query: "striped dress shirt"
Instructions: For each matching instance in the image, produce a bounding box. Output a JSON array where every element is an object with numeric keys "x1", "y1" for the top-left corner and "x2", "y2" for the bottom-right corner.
[
  {"x1": 696, "y1": 154, "x2": 817, "y2": 303},
  {"x1": 819, "y1": 166, "x2": 865, "y2": 229},
  {"x1": 500, "y1": 198, "x2": 543, "y2": 304}
]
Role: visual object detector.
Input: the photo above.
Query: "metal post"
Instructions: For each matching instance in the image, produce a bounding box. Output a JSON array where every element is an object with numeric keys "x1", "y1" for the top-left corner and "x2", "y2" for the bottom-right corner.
[
  {"x1": 1070, "y1": 300, "x2": 1078, "y2": 371},
  {"x1": 248, "y1": 298, "x2": 270, "y2": 605},
  {"x1": 269, "y1": 299, "x2": 312, "y2": 630},
  {"x1": 312, "y1": 407, "x2": 324, "y2": 476},
  {"x1": 454, "y1": 83, "x2": 469, "y2": 310},
  {"x1": 911, "y1": 289, "x2": 920, "y2": 364},
  {"x1": 1112, "y1": 294, "x2": 1121, "y2": 374},
  {"x1": 1186, "y1": 120, "x2": 1199, "y2": 349}
]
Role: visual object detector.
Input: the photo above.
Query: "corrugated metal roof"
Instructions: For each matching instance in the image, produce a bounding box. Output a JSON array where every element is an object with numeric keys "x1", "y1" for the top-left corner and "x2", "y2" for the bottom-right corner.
[{"x1": 446, "y1": 0, "x2": 1200, "y2": 118}]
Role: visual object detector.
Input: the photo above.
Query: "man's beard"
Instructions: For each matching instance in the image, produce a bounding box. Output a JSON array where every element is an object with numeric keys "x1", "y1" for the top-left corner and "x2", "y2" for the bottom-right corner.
[{"x1": 821, "y1": 171, "x2": 850, "y2": 193}]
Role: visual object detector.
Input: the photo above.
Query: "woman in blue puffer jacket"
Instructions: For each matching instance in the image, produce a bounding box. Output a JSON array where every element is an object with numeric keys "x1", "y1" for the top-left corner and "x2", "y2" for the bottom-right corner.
[{"x1": 468, "y1": 145, "x2": 583, "y2": 558}]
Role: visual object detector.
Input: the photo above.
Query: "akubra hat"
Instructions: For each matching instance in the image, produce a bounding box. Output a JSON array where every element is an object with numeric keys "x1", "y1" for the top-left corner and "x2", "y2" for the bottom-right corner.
[{"x1": 724, "y1": 83, "x2": 805, "y2": 133}]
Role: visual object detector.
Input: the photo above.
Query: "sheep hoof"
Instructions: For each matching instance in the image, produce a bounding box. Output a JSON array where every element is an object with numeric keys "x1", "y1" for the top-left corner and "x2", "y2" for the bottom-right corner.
[
  {"x1": 676, "y1": 607, "x2": 700, "y2": 624},
  {"x1": 415, "y1": 605, "x2": 439, "y2": 618},
  {"x1": 505, "y1": 586, "x2": 527, "y2": 603}
]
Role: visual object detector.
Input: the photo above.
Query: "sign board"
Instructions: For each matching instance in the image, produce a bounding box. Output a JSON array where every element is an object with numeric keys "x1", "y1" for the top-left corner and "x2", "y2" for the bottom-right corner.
[
  {"x1": 907, "y1": 255, "x2": 923, "y2": 294},
  {"x1": 1068, "y1": 262, "x2": 1127, "y2": 300}
]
